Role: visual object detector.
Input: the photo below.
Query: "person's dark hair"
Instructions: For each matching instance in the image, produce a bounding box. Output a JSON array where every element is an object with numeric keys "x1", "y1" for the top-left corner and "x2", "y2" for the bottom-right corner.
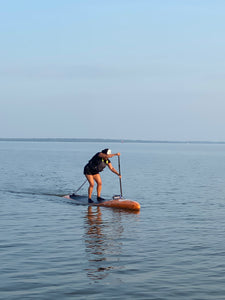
[{"x1": 102, "y1": 149, "x2": 109, "y2": 154}]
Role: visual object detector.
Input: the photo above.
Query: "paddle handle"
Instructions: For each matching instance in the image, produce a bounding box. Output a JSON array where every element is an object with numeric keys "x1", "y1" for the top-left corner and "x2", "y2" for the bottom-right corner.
[{"x1": 118, "y1": 155, "x2": 123, "y2": 198}]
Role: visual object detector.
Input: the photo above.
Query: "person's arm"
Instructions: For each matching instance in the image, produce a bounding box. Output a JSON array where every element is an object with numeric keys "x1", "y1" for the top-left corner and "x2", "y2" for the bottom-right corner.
[
  {"x1": 99, "y1": 152, "x2": 120, "y2": 160},
  {"x1": 107, "y1": 162, "x2": 122, "y2": 178}
]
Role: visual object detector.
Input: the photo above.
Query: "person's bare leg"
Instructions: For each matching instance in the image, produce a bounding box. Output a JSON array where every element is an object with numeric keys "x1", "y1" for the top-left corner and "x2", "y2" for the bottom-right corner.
[
  {"x1": 93, "y1": 174, "x2": 102, "y2": 198},
  {"x1": 85, "y1": 175, "x2": 95, "y2": 200}
]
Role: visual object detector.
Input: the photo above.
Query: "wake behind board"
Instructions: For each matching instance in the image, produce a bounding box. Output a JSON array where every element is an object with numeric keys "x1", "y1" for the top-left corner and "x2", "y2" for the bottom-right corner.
[{"x1": 64, "y1": 194, "x2": 141, "y2": 211}]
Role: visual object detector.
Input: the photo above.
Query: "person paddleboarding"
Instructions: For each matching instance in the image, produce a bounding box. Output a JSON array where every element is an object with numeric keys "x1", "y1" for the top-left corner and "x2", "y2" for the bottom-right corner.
[{"x1": 83, "y1": 149, "x2": 121, "y2": 203}]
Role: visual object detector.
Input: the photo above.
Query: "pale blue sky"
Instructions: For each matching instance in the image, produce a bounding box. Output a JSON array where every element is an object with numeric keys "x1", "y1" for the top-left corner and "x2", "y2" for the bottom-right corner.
[{"x1": 1, "y1": 0, "x2": 225, "y2": 141}]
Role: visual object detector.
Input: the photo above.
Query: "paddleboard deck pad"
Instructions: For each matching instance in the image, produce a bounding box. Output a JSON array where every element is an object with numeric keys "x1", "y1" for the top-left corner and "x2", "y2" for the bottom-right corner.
[{"x1": 64, "y1": 194, "x2": 141, "y2": 211}]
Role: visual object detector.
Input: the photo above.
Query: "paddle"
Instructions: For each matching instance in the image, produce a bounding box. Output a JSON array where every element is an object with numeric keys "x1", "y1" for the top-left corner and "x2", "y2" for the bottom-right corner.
[{"x1": 118, "y1": 155, "x2": 123, "y2": 198}]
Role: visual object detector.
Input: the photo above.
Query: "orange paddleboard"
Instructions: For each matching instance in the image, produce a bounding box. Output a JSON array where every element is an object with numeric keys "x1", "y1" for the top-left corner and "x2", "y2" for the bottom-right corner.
[
  {"x1": 64, "y1": 195, "x2": 141, "y2": 211},
  {"x1": 94, "y1": 198, "x2": 140, "y2": 211}
]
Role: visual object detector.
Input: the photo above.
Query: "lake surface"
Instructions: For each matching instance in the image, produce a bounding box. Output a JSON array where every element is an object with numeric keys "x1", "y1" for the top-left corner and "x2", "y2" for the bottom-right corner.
[{"x1": 1, "y1": 141, "x2": 225, "y2": 299}]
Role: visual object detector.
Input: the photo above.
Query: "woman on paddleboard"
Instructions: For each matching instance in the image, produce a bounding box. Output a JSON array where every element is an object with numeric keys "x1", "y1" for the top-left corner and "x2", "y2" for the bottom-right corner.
[{"x1": 84, "y1": 149, "x2": 121, "y2": 203}]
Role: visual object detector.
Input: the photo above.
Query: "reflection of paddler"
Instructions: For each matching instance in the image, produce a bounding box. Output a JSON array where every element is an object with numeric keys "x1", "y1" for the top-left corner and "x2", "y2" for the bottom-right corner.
[
  {"x1": 85, "y1": 206, "x2": 104, "y2": 255},
  {"x1": 84, "y1": 149, "x2": 121, "y2": 203},
  {"x1": 84, "y1": 207, "x2": 140, "y2": 281},
  {"x1": 84, "y1": 207, "x2": 109, "y2": 281},
  {"x1": 87, "y1": 206, "x2": 102, "y2": 237},
  {"x1": 84, "y1": 206, "x2": 120, "y2": 281}
]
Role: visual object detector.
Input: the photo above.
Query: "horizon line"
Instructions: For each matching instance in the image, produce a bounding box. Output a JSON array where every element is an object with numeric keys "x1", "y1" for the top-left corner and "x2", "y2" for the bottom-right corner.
[{"x1": 1, "y1": 137, "x2": 225, "y2": 144}]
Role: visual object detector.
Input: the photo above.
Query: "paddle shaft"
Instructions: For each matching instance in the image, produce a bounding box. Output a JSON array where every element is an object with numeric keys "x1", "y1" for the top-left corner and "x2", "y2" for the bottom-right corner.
[{"x1": 118, "y1": 155, "x2": 123, "y2": 197}]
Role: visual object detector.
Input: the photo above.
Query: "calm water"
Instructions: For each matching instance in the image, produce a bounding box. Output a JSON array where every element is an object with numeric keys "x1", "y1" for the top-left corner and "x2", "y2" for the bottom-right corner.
[{"x1": 1, "y1": 141, "x2": 225, "y2": 299}]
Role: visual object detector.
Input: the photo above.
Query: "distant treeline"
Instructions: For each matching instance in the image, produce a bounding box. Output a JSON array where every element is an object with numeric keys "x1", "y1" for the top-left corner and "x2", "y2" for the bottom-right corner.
[{"x1": 1, "y1": 138, "x2": 225, "y2": 144}]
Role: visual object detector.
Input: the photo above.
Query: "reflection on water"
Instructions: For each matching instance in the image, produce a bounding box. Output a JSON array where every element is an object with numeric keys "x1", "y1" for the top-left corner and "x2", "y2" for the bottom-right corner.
[{"x1": 83, "y1": 206, "x2": 125, "y2": 281}]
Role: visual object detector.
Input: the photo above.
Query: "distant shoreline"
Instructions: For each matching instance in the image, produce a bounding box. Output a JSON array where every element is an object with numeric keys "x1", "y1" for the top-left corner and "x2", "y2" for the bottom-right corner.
[{"x1": 1, "y1": 138, "x2": 225, "y2": 144}]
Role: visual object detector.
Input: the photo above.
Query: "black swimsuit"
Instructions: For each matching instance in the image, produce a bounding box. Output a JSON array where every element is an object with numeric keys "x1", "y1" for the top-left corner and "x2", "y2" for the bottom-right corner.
[{"x1": 83, "y1": 152, "x2": 111, "y2": 175}]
